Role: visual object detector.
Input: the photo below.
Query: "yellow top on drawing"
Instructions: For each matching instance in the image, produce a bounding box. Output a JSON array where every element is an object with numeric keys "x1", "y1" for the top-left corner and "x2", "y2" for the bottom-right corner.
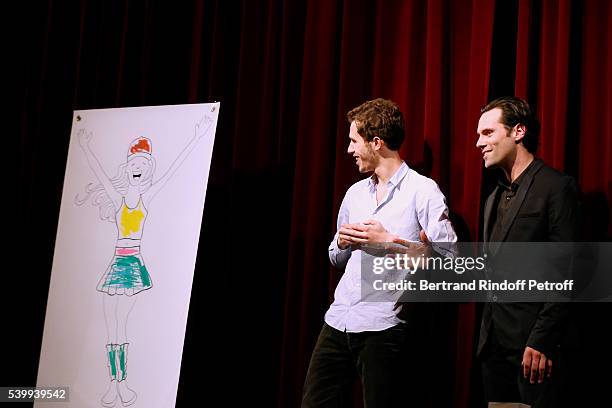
[{"x1": 118, "y1": 199, "x2": 146, "y2": 238}]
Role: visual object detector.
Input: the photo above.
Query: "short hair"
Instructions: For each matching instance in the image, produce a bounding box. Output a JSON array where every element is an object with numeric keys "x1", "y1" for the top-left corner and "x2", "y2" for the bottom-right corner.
[
  {"x1": 480, "y1": 96, "x2": 541, "y2": 153},
  {"x1": 346, "y1": 98, "x2": 405, "y2": 151}
]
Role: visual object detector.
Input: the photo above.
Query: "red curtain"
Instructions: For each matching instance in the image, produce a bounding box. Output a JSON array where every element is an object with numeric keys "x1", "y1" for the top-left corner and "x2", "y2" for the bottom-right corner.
[
  {"x1": 280, "y1": 1, "x2": 495, "y2": 406},
  {"x1": 578, "y1": 0, "x2": 612, "y2": 238},
  {"x1": 10, "y1": 1, "x2": 612, "y2": 407}
]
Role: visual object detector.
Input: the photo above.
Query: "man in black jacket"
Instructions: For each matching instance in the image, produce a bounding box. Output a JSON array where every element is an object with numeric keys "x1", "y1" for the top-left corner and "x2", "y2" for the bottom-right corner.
[{"x1": 475, "y1": 96, "x2": 579, "y2": 407}]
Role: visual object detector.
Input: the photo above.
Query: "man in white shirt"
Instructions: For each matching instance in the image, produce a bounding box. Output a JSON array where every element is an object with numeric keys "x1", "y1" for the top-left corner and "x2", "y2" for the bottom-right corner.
[{"x1": 301, "y1": 98, "x2": 457, "y2": 408}]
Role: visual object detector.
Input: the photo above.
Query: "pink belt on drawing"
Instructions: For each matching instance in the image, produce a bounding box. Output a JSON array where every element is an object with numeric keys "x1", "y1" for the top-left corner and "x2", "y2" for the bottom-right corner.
[{"x1": 115, "y1": 247, "x2": 141, "y2": 256}]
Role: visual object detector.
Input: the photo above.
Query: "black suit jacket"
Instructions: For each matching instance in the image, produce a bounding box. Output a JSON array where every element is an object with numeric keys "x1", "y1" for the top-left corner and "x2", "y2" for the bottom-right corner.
[{"x1": 477, "y1": 159, "x2": 580, "y2": 356}]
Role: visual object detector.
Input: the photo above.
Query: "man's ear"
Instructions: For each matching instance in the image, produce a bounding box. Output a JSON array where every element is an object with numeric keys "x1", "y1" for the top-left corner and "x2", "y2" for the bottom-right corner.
[
  {"x1": 371, "y1": 136, "x2": 384, "y2": 150},
  {"x1": 514, "y1": 124, "x2": 526, "y2": 143}
]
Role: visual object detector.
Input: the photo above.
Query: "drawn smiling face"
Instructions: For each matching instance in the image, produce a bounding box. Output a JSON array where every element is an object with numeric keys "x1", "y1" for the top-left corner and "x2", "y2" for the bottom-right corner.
[{"x1": 127, "y1": 156, "x2": 151, "y2": 186}]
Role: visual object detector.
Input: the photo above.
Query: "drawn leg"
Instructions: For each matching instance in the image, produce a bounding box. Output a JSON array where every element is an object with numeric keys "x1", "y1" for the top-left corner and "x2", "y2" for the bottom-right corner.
[
  {"x1": 103, "y1": 295, "x2": 119, "y2": 344},
  {"x1": 101, "y1": 295, "x2": 119, "y2": 407},
  {"x1": 115, "y1": 295, "x2": 137, "y2": 406},
  {"x1": 116, "y1": 295, "x2": 137, "y2": 344}
]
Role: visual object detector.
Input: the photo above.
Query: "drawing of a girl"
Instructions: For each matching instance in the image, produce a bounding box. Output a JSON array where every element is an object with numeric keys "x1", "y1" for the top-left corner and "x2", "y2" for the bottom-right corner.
[{"x1": 76, "y1": 116, "x2": 212, "y2": 407}]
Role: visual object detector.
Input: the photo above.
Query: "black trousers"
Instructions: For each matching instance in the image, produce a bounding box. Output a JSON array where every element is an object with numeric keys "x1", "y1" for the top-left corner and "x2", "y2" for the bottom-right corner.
[
  {"x1": 480, "y1": 332, "x2": 569, "y2": 408},
  {"x1": 302, "y1": 322, "x2": 421, "y2": 408}
]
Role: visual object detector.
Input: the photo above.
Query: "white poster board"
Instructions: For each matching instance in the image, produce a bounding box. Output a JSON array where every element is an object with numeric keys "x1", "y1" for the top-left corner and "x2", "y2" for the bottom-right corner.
[{"x1": 36, "y1": 103, "x2": 219, "y2": 407}]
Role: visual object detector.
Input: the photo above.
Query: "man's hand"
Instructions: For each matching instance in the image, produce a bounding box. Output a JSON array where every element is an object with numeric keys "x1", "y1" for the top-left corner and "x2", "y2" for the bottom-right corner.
[
  {"x1": 391, "y1": 230, "x2": 432, "y2": 258},
  {"x1": 392, "y1": 230, "x2": 431, "y2": 311},
  {"x1": 522, "y1": 346, "x2": 552, "y2": 384},
  {"x1": 337, "y1": 219, "x2": 395, "y2": 249}
]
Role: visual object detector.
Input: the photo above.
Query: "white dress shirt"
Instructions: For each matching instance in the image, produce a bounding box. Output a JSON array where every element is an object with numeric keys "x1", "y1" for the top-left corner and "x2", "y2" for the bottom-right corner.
[{"x1": 325, "y1": 162, "x2": 457, "y2": 332}]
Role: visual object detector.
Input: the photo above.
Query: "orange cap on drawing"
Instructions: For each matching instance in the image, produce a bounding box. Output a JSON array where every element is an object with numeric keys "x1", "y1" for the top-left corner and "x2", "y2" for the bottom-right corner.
[{"x1": 128, "y1": 137, "x2": 152, "y2": 158}]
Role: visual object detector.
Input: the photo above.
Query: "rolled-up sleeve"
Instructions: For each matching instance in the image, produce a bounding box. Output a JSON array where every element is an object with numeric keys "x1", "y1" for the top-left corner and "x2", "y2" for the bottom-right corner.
[
  {"x1": 329, "y1": 193, "x2": 352, "y2": 268},
  {"x1": 416, "y1": 180, "x2": 457, "y2": 257}
]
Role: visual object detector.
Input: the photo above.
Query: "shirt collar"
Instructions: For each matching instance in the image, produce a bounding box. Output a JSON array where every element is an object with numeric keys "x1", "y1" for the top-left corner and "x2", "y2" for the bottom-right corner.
[
  {"x1": 367, "y1": 161, "x2": 409, "y2": 190},
  {"x1": 497, "y1": 158, "x2": 537, "y2": 191}
]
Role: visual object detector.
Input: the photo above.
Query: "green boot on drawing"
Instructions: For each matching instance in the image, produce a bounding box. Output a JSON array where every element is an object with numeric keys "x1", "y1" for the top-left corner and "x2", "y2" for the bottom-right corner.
[
  {"x1": 101, "y1": 344, "x2": 118, "y2": 407},
  {"x1": 115, "y1": 343, "x2": 137, "y2": 407}
]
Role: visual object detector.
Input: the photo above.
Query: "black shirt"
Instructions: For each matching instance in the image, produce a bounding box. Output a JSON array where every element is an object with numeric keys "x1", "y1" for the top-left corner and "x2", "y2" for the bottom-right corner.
[{"x1": 489, "y1": 159, "x2": 537, "y2": 242}]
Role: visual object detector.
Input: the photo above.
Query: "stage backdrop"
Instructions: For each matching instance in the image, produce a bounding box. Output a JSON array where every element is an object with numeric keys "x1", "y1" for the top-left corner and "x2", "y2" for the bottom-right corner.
[
  {"x1": 35, "y1": 103, "x2": 219, "y2": 407},
  {"x1": 9, "y1": 1, "x2": 611, "y2": 407}
]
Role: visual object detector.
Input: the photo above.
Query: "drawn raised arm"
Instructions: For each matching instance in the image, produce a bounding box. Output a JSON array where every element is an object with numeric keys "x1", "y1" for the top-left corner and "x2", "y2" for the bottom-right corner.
[
  {"x1": 142, "y1": 115, "x2": 214, "y2": 206},
  {"x1": 78, "y1": 129, "x2": 123, "y2": 211}
]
